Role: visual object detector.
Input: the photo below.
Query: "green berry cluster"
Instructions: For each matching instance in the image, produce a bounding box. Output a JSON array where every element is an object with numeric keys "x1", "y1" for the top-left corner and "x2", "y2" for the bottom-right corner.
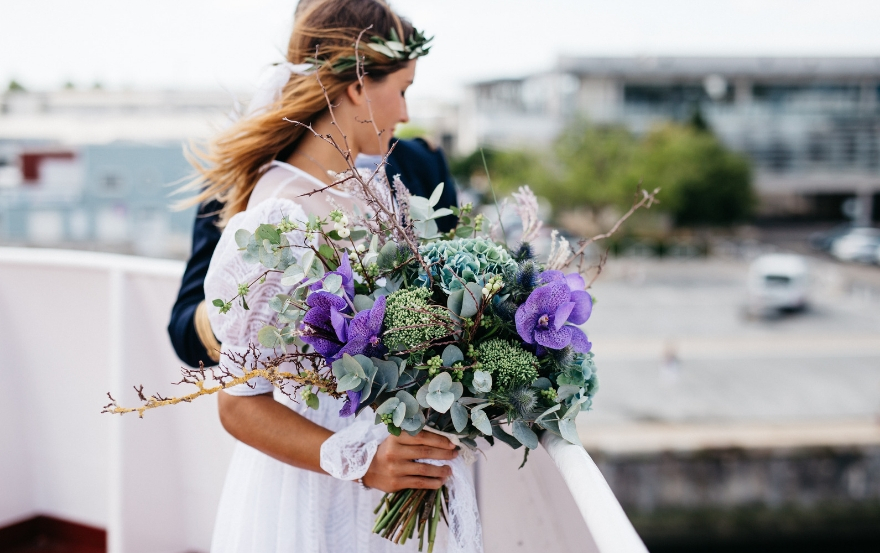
[
  {"x1": 476, "y1": 339, "x2": 539, "y2": 392},
  {"x1": 540, "y1": 388, "x2": 557, "y2": 402},
  {"x1": 276, "y1": 216, "x2": 298, "y2": 233},
  {"x1": 383, "y1": 288, "x2": 450, "y2": 351}
]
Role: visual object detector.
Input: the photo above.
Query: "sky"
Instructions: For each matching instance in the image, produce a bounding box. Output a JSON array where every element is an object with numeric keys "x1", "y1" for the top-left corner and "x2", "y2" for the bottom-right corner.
[{"x1": 3, "y1": 0, "x2": 880, "y2": 102}]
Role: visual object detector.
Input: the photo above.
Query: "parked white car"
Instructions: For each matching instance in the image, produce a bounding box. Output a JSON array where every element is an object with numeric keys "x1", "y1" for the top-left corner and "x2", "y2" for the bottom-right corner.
[
  {"x1": 830, "y1": 227, "x2": 880, "y2": 263},
  {"x1": 747, "y1": 254, "x2": 809, "y2": 315}
]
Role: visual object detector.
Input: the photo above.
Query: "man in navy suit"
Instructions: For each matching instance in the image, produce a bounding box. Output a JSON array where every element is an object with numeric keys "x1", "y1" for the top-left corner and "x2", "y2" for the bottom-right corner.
[{"x1": 167, "y1": 137, "x2": 458, "y2": 368}]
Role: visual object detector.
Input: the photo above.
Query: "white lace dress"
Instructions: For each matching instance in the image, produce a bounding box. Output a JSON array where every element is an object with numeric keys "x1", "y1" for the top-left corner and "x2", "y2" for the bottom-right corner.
[{"x1": 204, "y1": 163, "x2": 451, "y2": 553}]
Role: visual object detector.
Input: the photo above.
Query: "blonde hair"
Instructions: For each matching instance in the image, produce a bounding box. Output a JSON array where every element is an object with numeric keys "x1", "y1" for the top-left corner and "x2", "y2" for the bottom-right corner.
[{"x1": 183, "y1": 0, "x2": 414, "y2": 227}]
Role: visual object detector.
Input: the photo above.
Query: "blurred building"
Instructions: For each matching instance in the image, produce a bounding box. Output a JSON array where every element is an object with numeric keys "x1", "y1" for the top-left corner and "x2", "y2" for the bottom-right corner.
[
  {"x1": 0, "y1": 88, "x2": 236, "y2": 257},
  {"x1": 460, "y1": 56, "x2": 880, "y2": 223}
]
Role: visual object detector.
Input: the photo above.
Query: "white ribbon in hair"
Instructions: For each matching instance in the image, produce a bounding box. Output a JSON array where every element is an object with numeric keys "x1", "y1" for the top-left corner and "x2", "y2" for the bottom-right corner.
[{"x1": 246, "y1": 62, "x2": 316, "y2": 117}]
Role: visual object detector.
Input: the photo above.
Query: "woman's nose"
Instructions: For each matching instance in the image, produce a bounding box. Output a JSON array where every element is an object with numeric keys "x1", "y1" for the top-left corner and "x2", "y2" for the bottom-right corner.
[{"x1": 399, "y1": 102, "x2": 410, "y2": 124}]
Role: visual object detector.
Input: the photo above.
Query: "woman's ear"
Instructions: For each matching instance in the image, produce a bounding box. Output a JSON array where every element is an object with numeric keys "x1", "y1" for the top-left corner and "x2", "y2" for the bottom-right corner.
[{"x1": 345, "y1": 81, "x2": 366, "y2": 106}]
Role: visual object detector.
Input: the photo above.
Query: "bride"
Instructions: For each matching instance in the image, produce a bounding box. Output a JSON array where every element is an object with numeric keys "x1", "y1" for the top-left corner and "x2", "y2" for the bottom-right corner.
[{"x1": 190, "y1": 1, "x2": 460, "y2": 551}]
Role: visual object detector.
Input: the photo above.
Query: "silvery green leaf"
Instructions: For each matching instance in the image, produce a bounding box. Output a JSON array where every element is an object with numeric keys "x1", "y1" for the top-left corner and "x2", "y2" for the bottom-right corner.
[
  {"x1": 337, "y1": 373, "x2": 362, "y2": 393},
  {"x1": 428, "y1": 183, "x2": 444, "y2": 207},
  {"x1": 450, "y1": 381, "x2": 464, "y2": 401},
  {"x1": 447, "y1": 289, "x2": 465, "y2": 316},
  {"x1": 331, "y1": 358, "x2": 346, "y2": 380},
  {"x1": 384, "y1": 276, "x2": 403, "y2": 293},
  {"x1": 441, "y1": 345, "x2": 463, "y2": 367},
  {"x1": 359, "y1": 383, "x2": 386, "y2": 411},
  {"x1": 428, "y1": 208, "x2": 454, "y2": 220},
  {"x1": 512, "y1": 421, "x2": 539, "y2": 450},
  {"x1": 426, "y1": 390, "x2": 454, "y2": 413},
  {"x1": 305, "y1": 393, "x2": 319, "y2": 410},
  {"x1": 539, "y1": 418, "x2": 561, "y2": 435},
  {"x1": 242, "y1": 250, "x2": 259, "y2": 264},
  {"x1": 280, "y1": 264, "x2": 305, "y2": 286},
  {"x1": 392, "y1": 401, "x2": 407, "y2": 427},
  {"x1": 369, "y1": 234, "x2": 379, "y2": 253},
  {"x1": 558, "y1": 417, "x2": 581, "y2": 446},
  {"x1": 535, "y1": 403, "x2": 561, "y2": 425},
  {"x1": 353, "y1": 294, "x2": 374, "y2": 312},
  {"x1": 234, "y1": 229, "x2": 251, "y2": 249},
  {"x1": 259, "y1": 246, "x2": 280, "y2": 268},
  {"x1": 277, "y1": 309, "x2": 303, "y2": 325},
  {"x1": 279, "y1": 324, "x2": 298, "y2": 344},
  {"x1": 377, "y1": 242, "x2": 398, "y2": 270},
  {"x1": 257, "y1": 325, "x2": 283, "y2": 348},
  {"x1": 531, "y1": 377, "x2": 552, "y2": 390},
  {"x1": 361, "y1": 252, "x2": 378, "y2": 266},
  {"x1": 416, "y1": 383, "x2": 430, "y2": 408},
  {"x1": 492, "y1": 425, "x2": 523, "y2": 449},
  {"x1": 451, "y1": 401, "x2": 468, "y2": 432},
  {"x1": 395, "y1": 390, "x2": 420, "y2": 417},
  {"x1": 564, "y1": 395, "x2": 587, "y2": 420},
  {"x1": 299, "y1": 250, "x2": 315, "y2": 274},
  {"x1": 460, "y1": 282, "x2": 483, "y2": 318},
  {"x1": 263, "y1": 238, "x2": 275, "y2": 254},
  {"x1": 255, "y1": 224, "x2": 280, "y2": 244},
  {"x1": 377, "y1": 397, "x2": 401, "y2": 416},
  {"x1": 268, "y1": 294, "x2": 290, "y2": 313},
  {"x1": 428, "y1": 372, "x2": 452, "y2": 393},
  {"x1": 470, "y1": 408, "x2": 492, "y2": 436},
  {"x1": 323, "y1": 274, "x2": 342, "y2": 294},
  {"x1": 307, "y1": 261, "x2": 325, "y2": 279},
  {"x1": 400, "y1": 411, "x2": 425, "y2": 433},
  {"x1": 295, "y1": 277, "x2": 320, "y2": 290},
  {"x1": 556, "y1": 385, "x2": 580, "y2": 402},
  {"x1": 341, "y1": 354, "x2": 364, "y2": 378},
  {"x1": 472, "y1": 370, "x2": 492, "y2": 393},
  {"x1": 372, "y1": 358, "x2": 399, "y2": 390}
]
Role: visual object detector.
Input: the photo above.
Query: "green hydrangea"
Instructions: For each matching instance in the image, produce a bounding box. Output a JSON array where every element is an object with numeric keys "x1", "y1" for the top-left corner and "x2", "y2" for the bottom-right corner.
[
  {"x1": 476, "y1": 339, "x2": 539, "y2": 391},
  {"x1": 383, "y1": 288, "x2": 449, "y2": 351},
  {"x1": 418, "y1": 238, "x2": 518, "y2": 292}
]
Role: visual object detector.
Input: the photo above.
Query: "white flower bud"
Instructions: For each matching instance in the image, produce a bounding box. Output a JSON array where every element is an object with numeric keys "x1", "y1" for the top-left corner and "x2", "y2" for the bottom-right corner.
[
  {"x1": 356, "y1": 244, "x2": 366, "y2": 253},
  {"x1": 340, "y1": 214, "x2": 349, "y2": 226},
  {"x1": 337, "y1": 227, "x2": 351, "y2": 239},
  {"x1": 333, "y1": 222, "x2": 344, "y2": 232},
  {"x1": 481, "y1": 287, "x2": 490, "y2": 296}
]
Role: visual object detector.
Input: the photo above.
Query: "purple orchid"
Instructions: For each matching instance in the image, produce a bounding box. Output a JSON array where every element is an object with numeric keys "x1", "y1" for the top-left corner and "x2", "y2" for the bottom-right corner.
[
  {"x1": 310, "y1": 252, "x2": 355, "y2": 299},
  {"x1": 337, "y1": 295, "x2": 387, "y2": 360},
  {"x1": 515, "y1": 278, "x2": 592, "y2": 354},
  {"x1": 299, "y1": 291, "x2": 350, "y2": 361},
  {"x1": 339, "y1": 390, "x2": 362, "y2": 418}
]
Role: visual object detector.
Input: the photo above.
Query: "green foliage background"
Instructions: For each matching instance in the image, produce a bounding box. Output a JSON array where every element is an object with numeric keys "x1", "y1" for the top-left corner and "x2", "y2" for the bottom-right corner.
[{"x1": 451, "y1": 120, "x2": 755, "y2": 227}]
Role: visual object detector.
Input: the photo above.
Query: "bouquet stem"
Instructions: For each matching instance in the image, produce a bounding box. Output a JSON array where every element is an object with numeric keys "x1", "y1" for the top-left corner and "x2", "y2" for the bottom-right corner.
[{"x1": 373, "y1": 486, "x2": 448, "y2": 552}]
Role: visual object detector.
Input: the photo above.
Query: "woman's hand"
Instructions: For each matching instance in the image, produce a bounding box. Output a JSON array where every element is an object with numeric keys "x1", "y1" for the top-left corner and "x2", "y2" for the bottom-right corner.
[{"x1": 363, "y1": 431, "x2": 459, "y2": 493}]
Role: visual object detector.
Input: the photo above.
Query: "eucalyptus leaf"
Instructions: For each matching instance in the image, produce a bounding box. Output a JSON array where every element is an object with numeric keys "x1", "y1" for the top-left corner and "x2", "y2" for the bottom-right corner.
[
  {"x1": 416, "y1": 383, "x2": 430, "y2": 408},
  {"x1": 447, "y1": 289, "x2": 464, "y2": 316},
  {"x1": 305, "y1": 393, "x2": 319, "y2": 410},
  {"x1": 470, "y1": 408, "x2": 492, "y2": 436},
  {"x1": 353, "y1": 294, "x2": 375, "y2": 312},
  {"x1": 428, "y1": 208, "x2": 454, "y2": 220},
  {"x1": 395, "y1": 390, "x2": 419, "y2": 417},
  {"x1": 257, "y1": 325, "x2": 283, "y2": 348},
  {"x1": 531, "y1": 377, "x2": 553, "y2": 390},
  {"x1": 428, "y1": 372, "x2": 452, "y2": 393},
  {"x1": 535, "y1": 403, "x2": 561, "y2": 424},
  {"x1": 441, "y1": 345, "x2": 463, "y2": 367},
  {"x1": 377, "y1": 397, "x2": 400, "y2": 415},
  {"x1": 337, "y1": 373, "x2": 363, "y2": 393},
  {"x1": 512, "y1": 420, "x2": 539, "y2": 450},
  {"x1": 451, "y1": 401, "x2": 468, "y2": 432},
  {"x1": 255, "y1": 224, "x2": 280, "y2": 244},
  {"x1": 428, "y1": 183, "x2": 444, "y2": 207},
  {"x1": 455, "y1": 226, "x2": 475, "y2": 238},
  {"x1": 450, "y1": 381, "x2": 464, "y2": 401},
  {"x1": 234, "y1": 229, "x2": 251, "y2": 249},
  {"x1": 426, "y1": 390, "x2": 454, "y2": 413},
  {"x1": 280, "y1": 264, "x2": 305, "y2": 286},
  {"x1": 400, "y1": 411, "x2": 425, "y2": 433},
  {"x1": 392, "y1": 401, "x2": 407, "y2": 427},
  {"x1": 556, "y1": 385, "x2": 581, "y2": 402},
  {"x1": 558, "y1": 417, "x2": 581, "y2": 446},
  {"x1": 492, "y1": 425, "x2": 523, "y2": 449},
  {"x1": 460, "y1": 282, "x2": 483, "y2": 318},
  {"x1": 323, "y1": 273, "x2": 342, "y2": 293}
]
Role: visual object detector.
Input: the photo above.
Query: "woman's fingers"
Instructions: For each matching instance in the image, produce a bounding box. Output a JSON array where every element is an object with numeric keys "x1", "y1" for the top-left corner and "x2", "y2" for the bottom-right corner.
[
  {"x1": 398, "y1": 430, "x2": 456, "y2": 450},
  {"x1": 403, "y1": 460, "x2": 452, "y2": 479},
  {"x1": 399, "y1": 444, "x2": 459, "y2": 461},
  {"x1": 397, "y1": 476, "x2": 445, "y2": 491}
]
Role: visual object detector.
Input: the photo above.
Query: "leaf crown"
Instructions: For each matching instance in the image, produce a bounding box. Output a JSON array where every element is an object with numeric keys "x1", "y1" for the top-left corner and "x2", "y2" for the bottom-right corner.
[{"x1": 306, "y1": 26, "x2": 433, "y2": 74}]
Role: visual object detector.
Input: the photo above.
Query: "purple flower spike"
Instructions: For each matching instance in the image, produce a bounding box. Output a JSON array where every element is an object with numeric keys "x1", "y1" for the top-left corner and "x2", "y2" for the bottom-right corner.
[
  {"x1": 310, "y1": 252, "x2": 355, "y2": 299},
  {"x1": 515, "y1": 280, "x2": 592, "y2": 353},
  {"x1": 339, "y1": 389, "x2": 362, "y2": 418},
  {"x1": 337, "y1": 295, "x2": 387, "y2": 360}
]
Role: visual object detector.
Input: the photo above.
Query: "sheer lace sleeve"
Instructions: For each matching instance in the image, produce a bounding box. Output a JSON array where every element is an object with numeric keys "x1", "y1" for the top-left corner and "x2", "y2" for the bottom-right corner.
[{"x1": 204, "y1": 197, "x2": 309, "y2": 395}]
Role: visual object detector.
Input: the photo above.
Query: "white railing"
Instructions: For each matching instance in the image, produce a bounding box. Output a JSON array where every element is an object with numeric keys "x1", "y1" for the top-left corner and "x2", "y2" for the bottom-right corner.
[{"x1": 0, "y1": 247, "x2": 646, "y2": 553}]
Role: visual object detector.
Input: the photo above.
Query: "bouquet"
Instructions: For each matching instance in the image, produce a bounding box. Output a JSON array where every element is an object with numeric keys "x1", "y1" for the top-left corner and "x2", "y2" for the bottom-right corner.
[{"x1": 105, "y1": 150, "x2": 657, "y2": 552}]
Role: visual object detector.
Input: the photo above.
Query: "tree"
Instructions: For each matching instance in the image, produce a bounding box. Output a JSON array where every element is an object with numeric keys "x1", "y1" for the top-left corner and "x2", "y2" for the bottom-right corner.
[
  {"x1": 621, "y1": 124, "x2": 754, "y2": 226},
  {"x1": 7, "y1": 79, "x2": 25, "y2": 92}
]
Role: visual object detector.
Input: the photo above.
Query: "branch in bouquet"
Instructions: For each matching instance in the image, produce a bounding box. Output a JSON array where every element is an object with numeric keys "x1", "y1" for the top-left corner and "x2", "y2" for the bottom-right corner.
[
  {"x1": 559, "y1": 184, "x2": 661, "y2": 283},
  {"x1": 102, "y1": 346, "x2": 340, "y2": 418}
]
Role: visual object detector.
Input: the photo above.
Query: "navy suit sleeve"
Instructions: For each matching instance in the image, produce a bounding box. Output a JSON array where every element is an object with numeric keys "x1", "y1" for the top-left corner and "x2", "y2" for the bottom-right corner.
[{"x1": 168, "y1": 200, "x2": 223, "y2": 367}]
